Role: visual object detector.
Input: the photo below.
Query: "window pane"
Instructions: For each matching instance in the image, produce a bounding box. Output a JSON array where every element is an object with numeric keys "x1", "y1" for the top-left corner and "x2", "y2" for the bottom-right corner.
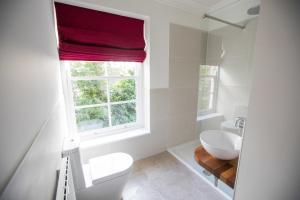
[
  {"x1": 198, "y1": 77, "x2": 215, "y2": 113},
  {"x1": 199, "y1": 77, "x2": 214, "y2": 94},
  {"x1": 72, "y1": 80, "x2": 107, "y2": 106},
  {"x1": 198, "y1": 95, "x2": 212, "y2": 113},
  {"x1": 110, "y1": 79, "x2": 136, "y2": 102},
  {"x1": 70, "y1": 61, "x2": 105, "y2": 77},
  {"x1": 106, "y1": 62, "x2": 136, "y2": 76},
  {"x1": 200, "y1": 65, "x2": 218, "y2": 76},
  {"x1": 111, "y1": 102, "x2": 136, "y2": 126},
  {"x1": 75, "y1": 106, "x2": 109, "y2": 132}
]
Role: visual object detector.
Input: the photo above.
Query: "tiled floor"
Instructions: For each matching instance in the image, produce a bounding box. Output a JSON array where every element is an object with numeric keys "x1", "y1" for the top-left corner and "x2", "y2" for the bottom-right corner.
[
  {"x1": 123, "y1": 151, "x2": 227, "y2": 200},
  {"x1": 168, "y1": 140, "x2": 234, "y2": 198}
]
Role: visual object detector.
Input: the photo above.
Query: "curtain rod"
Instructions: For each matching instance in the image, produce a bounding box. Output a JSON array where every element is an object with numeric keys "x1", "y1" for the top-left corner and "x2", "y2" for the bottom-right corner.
[{"x1": 203, "y1": 14, "x2": 245, "y2": 30}]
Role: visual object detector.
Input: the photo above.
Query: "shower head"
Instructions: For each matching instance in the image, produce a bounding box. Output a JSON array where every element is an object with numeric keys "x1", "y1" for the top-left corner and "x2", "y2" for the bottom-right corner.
[{"x1": 247, "y1": 5, "x2": 260, "y2": 15}]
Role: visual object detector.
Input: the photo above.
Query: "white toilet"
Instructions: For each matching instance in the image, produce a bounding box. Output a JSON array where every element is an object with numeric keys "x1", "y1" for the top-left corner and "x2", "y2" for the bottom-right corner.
[{"x1": 62, "y1": 137, "x2": 133, "y2": 200}]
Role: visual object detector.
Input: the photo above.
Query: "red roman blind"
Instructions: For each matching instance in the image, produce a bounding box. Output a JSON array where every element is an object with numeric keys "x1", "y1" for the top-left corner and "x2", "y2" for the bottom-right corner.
[{"x1": 54, "y1": 2, "x2": 146, "y2": 62}]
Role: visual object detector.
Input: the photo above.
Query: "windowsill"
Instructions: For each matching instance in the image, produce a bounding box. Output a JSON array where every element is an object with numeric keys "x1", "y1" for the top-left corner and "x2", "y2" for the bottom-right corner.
[
  {"x1": 80, "y1": 128, "x2": 150, "y2": 149},
  {"x1": 197, "y1": 113, "x2": 223, "y2": 121}
]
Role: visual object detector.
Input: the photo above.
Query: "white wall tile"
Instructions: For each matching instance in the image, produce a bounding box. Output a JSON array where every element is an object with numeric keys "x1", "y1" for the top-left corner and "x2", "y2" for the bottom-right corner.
[
  {"x1": 169, "y1": 58, "x2": 200, "y2": 89},
  {"x1": 208, "y1": 19, "x2": 258, "y2": 120}
]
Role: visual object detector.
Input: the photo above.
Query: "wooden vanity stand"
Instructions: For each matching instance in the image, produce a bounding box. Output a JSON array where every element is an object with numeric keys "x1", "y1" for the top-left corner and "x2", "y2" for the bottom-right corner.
[{"x1": 194, "y1": 146, "x2": 238, "y2": 188}]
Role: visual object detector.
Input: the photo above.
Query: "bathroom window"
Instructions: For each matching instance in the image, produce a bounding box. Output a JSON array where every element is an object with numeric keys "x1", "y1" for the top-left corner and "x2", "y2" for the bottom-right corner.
[
  {"x1": 62, "y1": 61, "x2": 144, "y2": 135},
  {"x1": 197, "y1": 65, "x2": 219, "y2": 115}
]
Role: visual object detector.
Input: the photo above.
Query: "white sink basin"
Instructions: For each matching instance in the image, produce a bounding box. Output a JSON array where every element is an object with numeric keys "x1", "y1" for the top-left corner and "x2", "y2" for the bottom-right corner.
[{"x1": 200, "y1": 130, "x2": 242, "y2": 160}]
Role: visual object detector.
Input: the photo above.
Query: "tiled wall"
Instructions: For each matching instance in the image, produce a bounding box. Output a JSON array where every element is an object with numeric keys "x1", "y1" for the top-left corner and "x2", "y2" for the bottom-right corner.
[
  {"x1": 207, "y1": 19, "x2": 258, "y2": 120},
  {"x1": 168, "y1": 23, "x2": 207, "y2": 147}
]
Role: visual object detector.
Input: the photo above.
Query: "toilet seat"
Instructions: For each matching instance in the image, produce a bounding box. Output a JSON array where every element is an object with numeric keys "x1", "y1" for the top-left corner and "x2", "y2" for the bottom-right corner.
[{"x1": 89, "y1": 152, "x2": 133, "y2": 185}]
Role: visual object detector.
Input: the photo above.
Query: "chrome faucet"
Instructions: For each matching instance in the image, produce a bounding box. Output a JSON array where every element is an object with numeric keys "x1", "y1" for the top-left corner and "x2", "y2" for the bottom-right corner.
[{"x1": 235, "y1": 117, "x2": 246, "y2": 135}]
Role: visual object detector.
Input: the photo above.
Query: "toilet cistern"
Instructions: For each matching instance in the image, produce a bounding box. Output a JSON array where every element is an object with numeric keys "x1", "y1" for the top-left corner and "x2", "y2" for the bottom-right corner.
[{"x1": 62, "y1": 137, "x2": 134, "y2": 200}]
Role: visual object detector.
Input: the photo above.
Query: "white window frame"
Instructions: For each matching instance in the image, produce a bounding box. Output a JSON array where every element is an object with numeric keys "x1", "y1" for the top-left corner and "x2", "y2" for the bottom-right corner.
[
  {"x1": 198, "y1": 65, "x2": 220, "y2": 116},
  {"x1": 61, "y1": 61, "x2": 145, "y2": 138}
]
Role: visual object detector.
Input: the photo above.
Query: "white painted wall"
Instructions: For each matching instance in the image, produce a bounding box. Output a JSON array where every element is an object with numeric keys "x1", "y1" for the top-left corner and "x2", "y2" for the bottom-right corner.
[
  {"x1": 0, "y1": 102, "x2": 67, "y2": 200},
  {"x1": 0, "y1": 0, "x2": 65, "y2": 197},
  {"x1": 235, "y1": 1, "x2": 300, "y2": 199}
]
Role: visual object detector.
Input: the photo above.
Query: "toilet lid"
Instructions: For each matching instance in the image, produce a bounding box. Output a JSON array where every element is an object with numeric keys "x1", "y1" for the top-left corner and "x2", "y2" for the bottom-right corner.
[{"x1": 89, "y1": 152, "x2": 133, "y2": 185}]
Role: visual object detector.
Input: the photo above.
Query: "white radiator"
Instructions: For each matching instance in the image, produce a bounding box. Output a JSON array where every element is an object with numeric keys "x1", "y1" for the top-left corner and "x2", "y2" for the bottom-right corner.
[{"x1": 56, "y1": 157, "x2": 76, "y2": 200}]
